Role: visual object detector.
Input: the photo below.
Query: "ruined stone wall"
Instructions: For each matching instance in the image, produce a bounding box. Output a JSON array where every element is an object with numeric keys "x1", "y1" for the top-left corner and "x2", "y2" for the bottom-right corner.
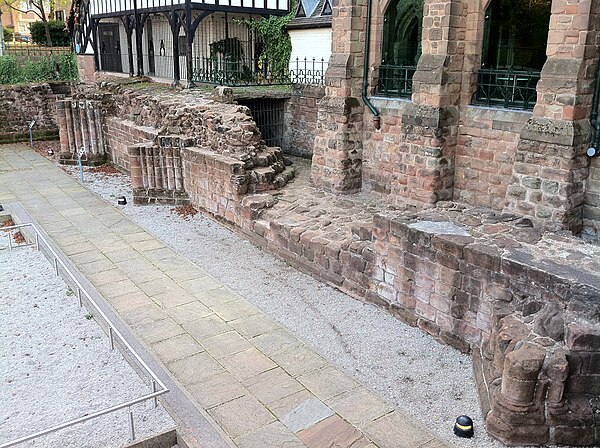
[
  {"x1": 233, "y1": 194, "x2": 599, "y2": 446},
  {"x1": 454, "y1": 108, "x2": 530, "y2": 210},
  {"x1": 103, "y1": 117, "x2": 159, "y2": 172},
  {"x1": 282, "y1": 84, "x2": 326, "y2": 158},
  {"x1": 0, "y1": 83, "x2": 69, "y2": 143}
]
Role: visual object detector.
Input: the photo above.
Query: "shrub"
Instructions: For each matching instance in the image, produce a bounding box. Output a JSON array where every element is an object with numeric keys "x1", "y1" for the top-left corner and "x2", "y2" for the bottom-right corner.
[
  {"x1": 0, "y1": 56, "x2": 21, "y2": 84},
  {"x1": 30, "y1": 20, "x2": 70, "y2": 47},
  {"x1": 0, "y1": 53, "x2": 78, "y2": 84}
]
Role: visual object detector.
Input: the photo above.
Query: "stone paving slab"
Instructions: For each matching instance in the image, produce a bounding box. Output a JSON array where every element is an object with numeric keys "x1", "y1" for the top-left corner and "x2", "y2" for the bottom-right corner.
[{"x1": 0, "y1": 145, "x2": 450, "y2": 448}]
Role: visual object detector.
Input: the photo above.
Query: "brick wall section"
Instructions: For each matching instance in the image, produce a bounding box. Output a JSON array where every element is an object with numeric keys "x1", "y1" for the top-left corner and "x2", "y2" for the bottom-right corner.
[
  {"x1": 182, "y1": 147, "x2": 254, "y2": 222},
  {"x1": 454, "y1": 107, "x2": 530, "y2": 209},
  {"x1": 282, "y1": 84, "x2": 326, "y2": 158},
  {"x1": 103, "y1": 117, "x2": 158, "y2": 173},
  {"x1": 0, "y1": 83, "x2": 67, "y2": 143},
  {"x1": 76, "y1": 54, "x2": 96, "y2": 84}
]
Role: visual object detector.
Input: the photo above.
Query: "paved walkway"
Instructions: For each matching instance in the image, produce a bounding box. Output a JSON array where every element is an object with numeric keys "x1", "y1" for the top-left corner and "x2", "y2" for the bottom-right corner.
[{"x1": 0, "y1": 145, "x2": 448, "y2": 448}]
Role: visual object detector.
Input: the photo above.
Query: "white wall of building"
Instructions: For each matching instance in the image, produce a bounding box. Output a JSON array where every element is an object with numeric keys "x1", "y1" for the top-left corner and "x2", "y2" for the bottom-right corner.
[{"x1": 289, "y1": 27, "x2": 331, "y2": 72}]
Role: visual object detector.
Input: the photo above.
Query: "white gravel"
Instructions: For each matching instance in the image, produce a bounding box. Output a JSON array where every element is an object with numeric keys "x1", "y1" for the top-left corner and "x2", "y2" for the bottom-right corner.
[
  {"x1": 61, "y1": 164, "x2": 522, "y2": 448},
  {"x1": 0, "y1": 231, "x2": 175, "y2": 447}
]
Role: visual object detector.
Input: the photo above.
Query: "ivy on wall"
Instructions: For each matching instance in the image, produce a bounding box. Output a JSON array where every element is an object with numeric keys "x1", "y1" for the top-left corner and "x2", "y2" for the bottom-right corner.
[{"x1": 240, "y1": 3, "x2": 296, "y2": 79}]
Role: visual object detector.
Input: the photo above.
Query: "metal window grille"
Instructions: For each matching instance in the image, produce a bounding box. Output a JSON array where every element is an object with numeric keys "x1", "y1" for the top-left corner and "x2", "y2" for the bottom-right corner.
[
  {"x1": 238, "y1": 98, "x2": 285, "y2": 148},
  {"x1": 375, "y1": 65, "x2": 416, "y2": 98},
  {"x1": 474, "y1": 68, "x2": 539, "y2": 111}
]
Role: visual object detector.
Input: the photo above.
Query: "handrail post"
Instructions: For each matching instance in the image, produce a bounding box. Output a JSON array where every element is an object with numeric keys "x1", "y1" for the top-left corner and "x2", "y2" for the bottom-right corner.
[
  {"x1": 152, "y1": 380, "x2": 158, "y2": 408},
  {"x1": 109, "y1": 327, "x2": 115, "y2": 350},
  {"x1": 128, "y1": 408, "x2": 135, "y2": 441}
]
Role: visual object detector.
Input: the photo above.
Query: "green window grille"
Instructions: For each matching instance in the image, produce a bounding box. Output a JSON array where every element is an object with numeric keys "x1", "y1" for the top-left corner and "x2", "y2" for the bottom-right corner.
[
  {"x1": 474, "y1": 0, "x2": 551, "y2": 110},
  {"x1": 376, "y1": 0, "x2": 423, "y2": 98}
]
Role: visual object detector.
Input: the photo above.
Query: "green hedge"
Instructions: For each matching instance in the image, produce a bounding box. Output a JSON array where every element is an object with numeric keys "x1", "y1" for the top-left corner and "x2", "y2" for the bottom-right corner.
[{"x1": 0, "y1": 53, "x2": 79, "y2": 85}]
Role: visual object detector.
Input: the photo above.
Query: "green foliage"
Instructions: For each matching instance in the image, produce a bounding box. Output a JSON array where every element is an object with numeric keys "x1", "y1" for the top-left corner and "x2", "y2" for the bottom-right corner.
[
  {"x1": 0, "y1": 53, "x2": 78, "y2": 84},
  {"x1": 30, "y1": 20, "x2": 70, "y2": 46},
  {"x1": 241, "y1": 7, "x2": 295, "y2": 79},
  {"x1": 0, "y1": 56, "x2": 20, "y2": 84},
  {"x1": 3, "y1": 26, "x2": 14, "y2": 42}
]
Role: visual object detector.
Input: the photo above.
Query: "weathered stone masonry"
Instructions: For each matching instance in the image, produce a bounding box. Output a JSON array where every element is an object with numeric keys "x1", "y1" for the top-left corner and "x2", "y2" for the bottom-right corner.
[
  {"x1": 305, "y1": 0, "x2": 600, "y2": 445},
  {"x1": 0, "y1": 83, "x2": 71, "y2": 144}
]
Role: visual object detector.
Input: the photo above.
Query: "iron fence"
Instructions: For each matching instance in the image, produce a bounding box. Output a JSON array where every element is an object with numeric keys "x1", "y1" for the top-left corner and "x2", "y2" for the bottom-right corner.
[
  {"x1": 0, "y1": 222, "x2": 169, "y2": 448},
  {"x1": 289, "y1": 57, "x2": 326, "y2": 85},
  {"x1": 474, "y1": 68, "x2": 540, "y2": 111},
  {"x1": 376, "y1": 64, "x2": 416, "y2": 98}
]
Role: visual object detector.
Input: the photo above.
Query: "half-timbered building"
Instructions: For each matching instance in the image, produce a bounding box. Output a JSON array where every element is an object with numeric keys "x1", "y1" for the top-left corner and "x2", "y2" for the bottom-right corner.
[{"x1": 71, "y1": 0, "x2": 290, "y2": 85}]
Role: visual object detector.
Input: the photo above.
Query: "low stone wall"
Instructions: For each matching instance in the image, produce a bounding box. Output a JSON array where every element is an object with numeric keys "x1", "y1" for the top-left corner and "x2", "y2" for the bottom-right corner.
[
  {"x1": 233, "y1": 199, "x2": 599, "y2": 447},
  {"x1": 282, "y1": 84, "x2": 326, "y2": 158},
  {"x1": 0, "y1": 83, "x2": 70, "y2": 144}
]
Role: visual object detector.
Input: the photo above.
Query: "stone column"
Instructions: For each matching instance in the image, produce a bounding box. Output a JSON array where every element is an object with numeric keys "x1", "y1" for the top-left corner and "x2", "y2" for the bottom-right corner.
[
  {"x1": 56, "y1": 100, "x2": 69, "y2": 156},
  {"x1": 311, "y1": 0, "x2": 366, "y2": 193},
  {"x1": 504, "y1": 0, "x2": 600, "y2": 233},
  {"x1": 396, "y1": 0, "x2": 467, "y2": 205}
]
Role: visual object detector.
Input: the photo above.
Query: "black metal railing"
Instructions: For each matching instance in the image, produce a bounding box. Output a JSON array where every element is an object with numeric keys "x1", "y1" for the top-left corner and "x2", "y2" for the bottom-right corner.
[
  {"x1": 289, "y1": 57, "x2": 326, "y2": 85},
  {"x1": 475, "y1": 68, "x2": 540, "y2": 111},
  {"x1": 191, "y1": 56, "x2": 326, "y2": 86},
  {"x1": 376, "y1": 64, "x2": 417, "y2": 98}
]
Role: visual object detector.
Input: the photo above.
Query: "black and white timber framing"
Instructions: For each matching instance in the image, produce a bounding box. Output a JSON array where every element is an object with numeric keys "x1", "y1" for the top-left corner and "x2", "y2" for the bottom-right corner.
[{"x1": 71, "y1": 0, "x2": 290, "y2": 86}]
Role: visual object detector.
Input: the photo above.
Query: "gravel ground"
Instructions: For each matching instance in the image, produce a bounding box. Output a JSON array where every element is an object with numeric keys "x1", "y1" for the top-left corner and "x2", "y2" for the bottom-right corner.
[
  {"x1": 58, "y1": 162, "x2": 556, "y2": 448},
  {"x1": 0, "y1": 231, "x2": 175, "y2": 447}
]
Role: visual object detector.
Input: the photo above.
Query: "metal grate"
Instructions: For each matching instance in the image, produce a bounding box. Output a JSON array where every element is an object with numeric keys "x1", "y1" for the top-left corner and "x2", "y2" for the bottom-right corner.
[
  {"x1": 238, "y1": 98, "x2": 285, "y2": 148},
  {"x1": 474, "y1": 68, "x2": 540, "y2": 111},
  {"x1": 375, "y1": 65, "x2": 416, "y2": 98}
]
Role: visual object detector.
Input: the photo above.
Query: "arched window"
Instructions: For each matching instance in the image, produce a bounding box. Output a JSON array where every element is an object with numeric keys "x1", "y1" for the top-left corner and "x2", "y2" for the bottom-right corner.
[
  {"x1": 376, "y1": 0, "x2": 423, "y2": 97},
  {"x1": 475, "y1": 0, "x2": 551, "y2": 110}
]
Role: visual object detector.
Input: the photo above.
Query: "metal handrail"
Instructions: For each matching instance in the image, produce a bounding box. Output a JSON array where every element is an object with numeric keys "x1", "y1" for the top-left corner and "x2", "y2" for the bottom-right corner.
[{"x1": 0, "y1": 223, "x2": 169, "y2": 447}]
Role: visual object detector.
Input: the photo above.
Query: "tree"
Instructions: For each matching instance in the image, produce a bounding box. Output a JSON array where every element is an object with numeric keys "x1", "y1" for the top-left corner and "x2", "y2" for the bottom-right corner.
[{"x1": 1, "y1": 0, "x2": 71, "y2": 46}]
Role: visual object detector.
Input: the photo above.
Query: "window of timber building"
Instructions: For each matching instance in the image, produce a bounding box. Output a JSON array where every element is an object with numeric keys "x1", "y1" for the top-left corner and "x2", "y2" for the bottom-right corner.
[
  {"x1": 474, "y1": 0, "x2": 551, "y2": 110},
  {"x1": 376, "y1": 0, "x2": 423, "y2": 98}
]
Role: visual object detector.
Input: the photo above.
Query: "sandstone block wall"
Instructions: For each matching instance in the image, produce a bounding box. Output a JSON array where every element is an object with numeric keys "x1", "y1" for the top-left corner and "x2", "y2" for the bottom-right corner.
[
  {"x1": 454, "y1": 107, "x2": 530, "y2": 210},
  {"x1": 282, "y1": 84, "x2": 326, "y2": 158},
  {"x1": 0, "y1": 83, "x2": 69, "y2": 143},
  {"x1": 232, "y1": 196, "x2": 599, "y2": 446},
  {"x1": 181, "y1": 146, "x2": 293, "y2": 222}
]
